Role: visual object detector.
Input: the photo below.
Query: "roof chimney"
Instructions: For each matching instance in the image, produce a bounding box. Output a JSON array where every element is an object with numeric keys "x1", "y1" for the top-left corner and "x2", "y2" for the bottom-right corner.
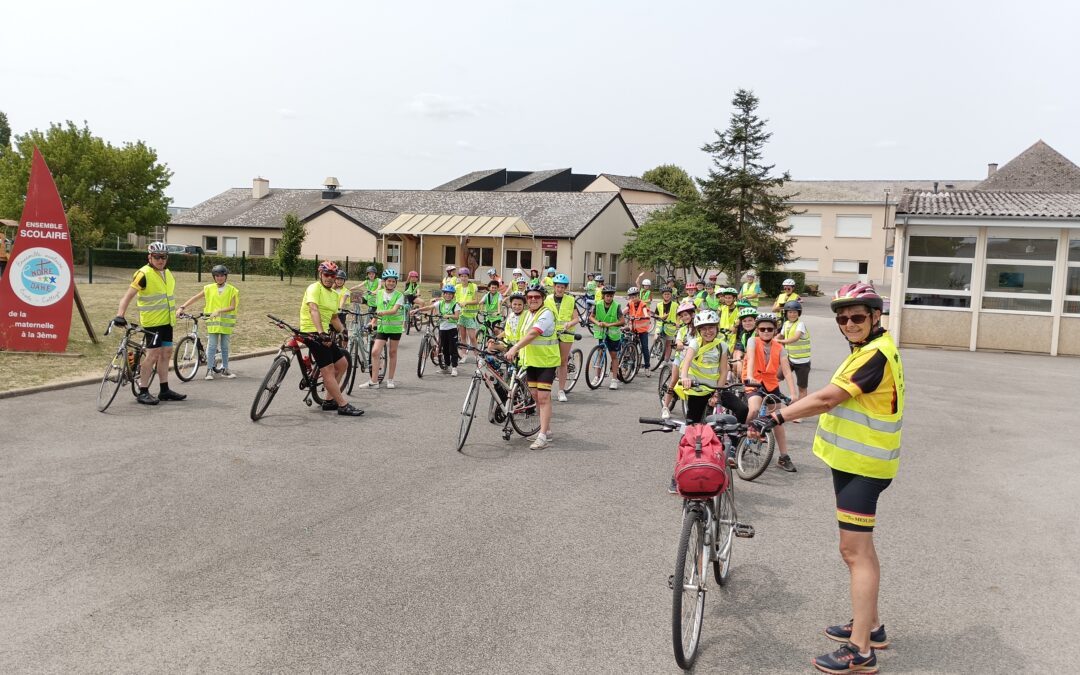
[
  {"x1": 987, "y1": 163, "x2": 998, "y2": 177},
  {"x1": 252, "y1": 177, "x2": 269, "y2": 199},
  {"x1": 322, "y1": 176, "x2": 341, "y2": 199},
  {"x1": 933, "y1": 181, "x2": 939, "y2": 193}
]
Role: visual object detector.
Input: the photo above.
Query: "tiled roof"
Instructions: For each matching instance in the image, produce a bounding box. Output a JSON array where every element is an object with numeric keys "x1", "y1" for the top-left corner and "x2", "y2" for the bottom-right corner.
[
  {"x1": 626, "y1": 203, "x2": 673, "y2": 227},
  {"x1": 784, "y1": 180, "x2": 979, "y2": 203},
  {"x1": 171, "y1": 188, "x2": 623, "y2": 238},
  {"x1": 598, "y1": 174, "x2": 676, "y2": 196},
  {"x1": 495, "y1": 168, "x2": 570, "y2": 191},
  {"x1": 432, "y1": 169, "x2": 504, "y2": 191},
  {"x1": 975, "y1": 140, "x2": 1080, "y2": 192},
  {"x1": 896, "y1": 190, "x2": 1080, "y2": 218}
]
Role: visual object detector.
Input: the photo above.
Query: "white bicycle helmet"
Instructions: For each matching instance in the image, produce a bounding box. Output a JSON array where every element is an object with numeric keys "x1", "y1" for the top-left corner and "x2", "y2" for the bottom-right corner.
[
  {"x1": 782, "y1": 278, "x2": 796, "y2": 287},
  {"x1": 627, "y1": 286, "x2": 639, "y2": 295},
  {"x1": 512, "y1": 267, "x2": 524, "y2": 277},
  {"x1": 147, "y1": 241, "x2": 168, "y2": 253},
  {"x1": 694, "y1": 310, "x2": 720, "y2": 327},
  {"x1": 642, "y1": 278, "x2": 652, "y2": 286}
]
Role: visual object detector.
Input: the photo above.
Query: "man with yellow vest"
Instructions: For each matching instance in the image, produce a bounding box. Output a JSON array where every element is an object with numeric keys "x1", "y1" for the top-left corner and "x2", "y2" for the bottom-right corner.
[
  {"x1": 749, "y1": 283, "x2": 903, "y2": 674},
  {"x1": 772, "y1": 277, "x2": 801, "y2": 313},
  {"x1": 775, "y1": 300, "x2": 811, "y2": 401},
  {"x1": 113, "y1": 242, "x2": 187, "y2": 405},
  {"x1": 544, "y1": 273, "x2": 581, "y2": 402},
  {"x1": 739, "y1": 270, "x2": 763, "y2": 307},
  {"x1": 177, "y1": 264, "x2": 239, "y2": 380},
  {"x1": 505, "y1": 286, "x2": 559, "y2": 450}
]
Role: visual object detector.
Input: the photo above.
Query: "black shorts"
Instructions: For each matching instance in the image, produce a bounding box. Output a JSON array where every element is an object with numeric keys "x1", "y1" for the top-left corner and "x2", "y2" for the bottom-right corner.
[
  {"x1": 142, "y1": 324, "x2": 174, "y2": 348},
  {"x1": 525, "y1": 366, "x2": 557, "y2": 391},
  {"x1": 374, "y1": 332, "x2": 402, "y2": 342},
  {"x1": 749, "y1": 385, "x2": 783, "y2": 404},
  {"x1": 832, "y1": 468, "x2": 892, "y2": 532},
  {"x1": 789, "y1": 361, "x2": 810, "y2": 389},
  {"x1": 307, "y1": 339, "x2": 348, "y2": 369}
]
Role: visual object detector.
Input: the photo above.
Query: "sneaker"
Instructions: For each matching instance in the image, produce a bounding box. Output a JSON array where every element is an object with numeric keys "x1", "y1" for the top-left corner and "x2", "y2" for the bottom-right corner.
[
  {"x1": 609, "y1": 381, "x2": 618, "y2": 390},
  {"x1": 321, "y1": 400, "x2": 340, "y2": 411},
  {"x1": 337, "y1": 403, "x2": 365, "y2": 416},
  {"x1": 661, "y1": 406, "x2": 671, "y2": 420},
  {"x1": 451, "y1": 368, "x2": 458, "y2": 377},
  {"x1": 136, "y1": 391, "x2": 159, "y2": 405},
  {"x1": 204, "y1": 371, "x2": 214, "y2": 381},
  {"x1": 356, "y1": 380, "x2": 379, "y2": 389},
  {"x1": 825, "y1": 622, "x2": 889, "y2": 649},
  {"x1": 529, "y1": 434, "x2": 549, "y2": 450},
  {"x1": 386, "y1": 380, "x2": 396, "y2": 389},
  {"x1": 812, "y1": 643, "x2": 877, "y2": 674},
  {"x1": 777, "y1": 455, "x2": 797, "y2": 472},
  {"x1": 644, "y1": 368, "x2": 651, "y2": 377},
  {"x1": 557, "y1": 390, "x2": 567, "y2": 402},
  {"x1": 668, "y1": 476, "x2": 677, "y2": 494},
  {"x1": 221, "y1": 369, "x2": 236, "y2": 379},
  {"x1": 158, "y1": 389, "x2": 187, "y2": 401}
]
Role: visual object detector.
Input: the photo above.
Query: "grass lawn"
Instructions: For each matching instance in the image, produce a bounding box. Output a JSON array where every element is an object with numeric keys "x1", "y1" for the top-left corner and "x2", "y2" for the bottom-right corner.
[{"x1": 0, "y1": 268, "x2": 443, "y2": 393}]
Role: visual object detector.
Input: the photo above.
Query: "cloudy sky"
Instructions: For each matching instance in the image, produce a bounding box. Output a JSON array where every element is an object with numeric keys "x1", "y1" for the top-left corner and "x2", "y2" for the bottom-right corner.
[{"x1": 4, "y1": 0, "x2": 1078, "y2": 206}]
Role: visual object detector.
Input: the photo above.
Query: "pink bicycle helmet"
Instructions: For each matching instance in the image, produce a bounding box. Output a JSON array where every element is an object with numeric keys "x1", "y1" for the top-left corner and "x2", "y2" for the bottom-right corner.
[{"x1": 831, "y1": 282, "x2": 883, "y2": 312}]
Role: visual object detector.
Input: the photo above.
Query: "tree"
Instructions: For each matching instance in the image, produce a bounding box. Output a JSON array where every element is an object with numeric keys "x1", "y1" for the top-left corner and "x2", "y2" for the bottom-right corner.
[
  {"x1": 642, "y1": 164, "x2": 699, "y2": 201},
  {"x1": 697, "y1": 89, "x2": 797, "y2": 282},
  {"x1": 0, "y1": 111, "x2": 10, "y2": 151},
  {"x1": 276, "y1": 213, "x2": 307, "y2": 283},
  {"x1": 622, "y1": 200, "x2": 721, "y2": 279},
  {"x1": 0, "y1": 121, "x2": 172, "y2": 252}
]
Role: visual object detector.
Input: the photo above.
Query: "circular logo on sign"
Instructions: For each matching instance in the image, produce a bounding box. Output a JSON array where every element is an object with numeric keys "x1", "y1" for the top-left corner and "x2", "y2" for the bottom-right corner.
[{"x1": 8, "y1": 247, "x2": 71, "y2": 307}]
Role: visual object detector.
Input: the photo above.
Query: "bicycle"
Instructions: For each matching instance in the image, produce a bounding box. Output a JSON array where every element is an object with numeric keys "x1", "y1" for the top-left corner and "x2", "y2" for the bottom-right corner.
[
  {"x1": 250, "y1": 314, "x2": 348, "y2": 421},
  {"x1": 415, "y1": 313, "x2": 445, "y2": 378},
  {"x1": 732, "y1": 390, "x2": 789, "y2": 481},
  {"x1": 649, "y1": 318, "x2": 679, "y2": 372},
  {"x1": 342, "y1": 306, "x2": 375, "y2": 393},
  {"x1": 559, "y1": 331, "x2": 584, "y2": 393},
  {"x1": 172, "y1": 312, "x2": 220, "y2": 381},
  {"x1": 455, "y1": 345, "x2": 539, "y2": 452},
  {"x1": 639, "y1": 413, "x2": 756, "y2": 670},
  {"x1": 96, "y1": 320, "x2": 158, "y2": 412}
]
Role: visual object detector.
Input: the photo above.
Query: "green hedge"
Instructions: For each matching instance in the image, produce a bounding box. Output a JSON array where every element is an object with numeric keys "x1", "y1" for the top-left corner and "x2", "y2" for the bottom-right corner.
[
  {"x1": 758, "y1": 270, "x2": 806, "y2": 297},
  {"x1": 87, "y1": 248, "x2": 382, "y2": 279}
]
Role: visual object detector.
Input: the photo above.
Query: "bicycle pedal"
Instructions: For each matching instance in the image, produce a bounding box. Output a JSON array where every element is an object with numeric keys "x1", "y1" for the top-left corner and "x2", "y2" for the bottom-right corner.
[
  {"x1": 667, "y1": 574, "x2": 675, "y2": 590},
  {"x1": 734, "y1": 523, "x2": 755, "y2": 538}
]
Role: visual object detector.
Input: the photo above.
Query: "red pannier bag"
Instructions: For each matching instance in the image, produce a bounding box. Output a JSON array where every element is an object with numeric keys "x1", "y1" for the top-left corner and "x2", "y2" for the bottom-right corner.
[{"x1": 674, "y1": 423, "x2": 728, "y2": 498}]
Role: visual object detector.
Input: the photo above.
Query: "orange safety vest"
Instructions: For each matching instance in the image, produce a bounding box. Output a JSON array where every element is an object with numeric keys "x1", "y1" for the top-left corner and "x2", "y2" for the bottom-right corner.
[
  {"x1": 750, "y1": 338, "x2": 782, "y2": 390},
  {"x1": 626, "y1": 300, "x2": 651, "y2": 334}
]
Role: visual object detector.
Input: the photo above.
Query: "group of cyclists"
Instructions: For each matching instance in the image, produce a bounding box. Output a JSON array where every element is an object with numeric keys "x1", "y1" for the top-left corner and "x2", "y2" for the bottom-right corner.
[{"x1": 112, "y1": 242, "x2": 905, "y2": 673}]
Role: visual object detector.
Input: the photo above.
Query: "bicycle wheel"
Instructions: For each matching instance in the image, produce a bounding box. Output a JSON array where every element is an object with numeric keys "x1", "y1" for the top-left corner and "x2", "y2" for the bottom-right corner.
[
  {"x1": 735, "y1": 432, "x2": 775, "y2": 481},
  {"x1": 508, "y1": 382, "x2": 540, "y2": 437},
  {"x1": 173, "y1": 336, "x2": 200, "y2": 382},
  {"x1": 96, "y1": 349, "x2": 127, "y2": 412},
  {"x1": 657, "y1": 363, "x2": 671, "y2": 404},
  {"x1": 417, "y1": 335, "x2": 430, "y2": 378},
  {"x1": 713, "y1": 488, "x2": 735, "y2": 585},
  {"x1": 672, "y1": 506, "x2": 707, "y2": 670},
  {"x1": 585, "y1": 345, "x2": 607, "y2": 389},
  {"x1": 129, "y1": 351, "x2": 158, "y2": 398},
  {"x1": 650, "y1": 337, "x2": 665, "y2": 371},
  {"x1": 456, "y1": 376, "x2": 480, "y2": 452},
  {"x1": 250, "y1": 355, "x2": 290, "y2": 421},
  {"x1": 618, "y1": 345, "x2": 639, "y2": 383},
  {"x1": 563, "y1": 348, "x2": 583, "y2": 393},
  {"x1": 346, "y1": 338, "x2": 362, "y2": 394},
  {"x1": 315, "y1": 357, "x2": 349, "y2": 404}
]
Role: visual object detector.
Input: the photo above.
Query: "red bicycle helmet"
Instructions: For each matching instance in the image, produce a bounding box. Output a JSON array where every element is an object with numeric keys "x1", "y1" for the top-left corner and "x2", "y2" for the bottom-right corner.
[
  {"x1": 318, "y1": 260, "x2": 339, "y2": 275},
  {"x1": 831, "y1": 282, "x2": 883, "y2": 312}
]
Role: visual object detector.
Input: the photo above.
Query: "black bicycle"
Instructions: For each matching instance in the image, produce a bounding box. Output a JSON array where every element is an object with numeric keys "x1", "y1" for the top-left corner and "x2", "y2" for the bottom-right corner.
[
  {"x1": 97, "y1": 321, "x2": 158, "y2": 412},
  {"x1": 250, "y1": 314, "x2": 349, "y2": 421}
]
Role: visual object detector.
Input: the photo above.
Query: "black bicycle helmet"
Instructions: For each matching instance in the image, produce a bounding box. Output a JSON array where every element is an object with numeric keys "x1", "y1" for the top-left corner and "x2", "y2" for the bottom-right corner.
[
  {"x1": 211, "y1": 264, "x2": 229, "y2": 276},
  {"x1": 508, "y1": 291, "x2": 526, "y2": 302}
]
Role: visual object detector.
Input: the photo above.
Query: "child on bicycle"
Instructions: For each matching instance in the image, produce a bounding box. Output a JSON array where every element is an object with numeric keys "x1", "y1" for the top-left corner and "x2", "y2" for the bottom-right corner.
[
  {"x1": 676, "y1": 310, "x2": 730, "y2": 425},
  {"x1": 480, "y1": 278, "x2": 504, "y2": 340},
  {"x1": 731, "y1": 306, "x2": 758, "y2": 380},
  {"x1": 413, "y1": 285, "x2": 461, "y2": 376},
  {"x1": 743, "y1": 312, "x2": 799, "y2": 472},
  {"x1": 660, "y1": 301, "x2": 697, "y2": 419}
]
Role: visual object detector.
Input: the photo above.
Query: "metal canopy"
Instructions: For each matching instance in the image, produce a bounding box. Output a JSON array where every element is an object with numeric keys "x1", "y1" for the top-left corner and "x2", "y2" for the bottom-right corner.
[{"x1": 380, "y1": 213, "x2": 533, "y2": 237}]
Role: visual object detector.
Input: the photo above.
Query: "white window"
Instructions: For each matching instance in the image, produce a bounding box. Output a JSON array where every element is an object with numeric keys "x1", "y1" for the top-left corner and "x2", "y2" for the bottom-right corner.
[
  {"x1": 836, "y1": 215, "x2": 873, "y2": 238},
  {"x1": 832, "y1": 259, "x2": 862, "y2": 274},
  {"x1": 1065, "y1": 237, "x2": 1080, "y2": 315},
  {"x1": 785, "y1": 258, "x2": 818, "y2": 272},
  {"x1": 504, "y1": 249, "x2": 532, "y2": 278},
  {"x1": 982, "y1": 235, "x2": 1057, "y2": 313},
  {"x1": 223, "y1": 237, "x2": 238, "y2": 256},
  {"x1": 904, "y1": 231, "x2": 976, "y2": 309},
  {"x1": 594, "y1": 253, "x2": 606, "y2": 273},
  {"x1": 386, "y1": 242, "x2": 401, "y2": 265},
  {"x1": 788, "y1": 214, "x2": 821, "y2": 237}
]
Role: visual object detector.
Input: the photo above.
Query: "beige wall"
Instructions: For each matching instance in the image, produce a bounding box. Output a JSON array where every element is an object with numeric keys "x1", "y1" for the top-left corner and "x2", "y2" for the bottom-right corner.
[
  {"x1": 1058, "y1": 317, "x2": 1080, "y2": 356},
  {"x1": 302, "y1": 210, "x2": 378, "y2": 260},
  {"x1": 899, "y1": 308, "x2": 972, "y2": 348},
  {"x1": 976, "y1": 313, "x2": 1053, "y2": 353},
  {"x1": 568, "y1": 200, "x2": 645, "y2": 289},
  {"x1": 166, "y1": 225, "x2": 280, "y2": 256},
  {"x1": 581, "y1": 177, "x2": 677, "y2": 205},
  {"x1": 782, "y1": 203, "x2": 889, "y2": 286}
]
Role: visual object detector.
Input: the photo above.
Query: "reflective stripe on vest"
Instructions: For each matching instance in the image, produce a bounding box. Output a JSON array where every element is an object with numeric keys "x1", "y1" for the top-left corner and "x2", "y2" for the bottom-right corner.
[
  {"x1": 741, "y1": 282, "x2": 759, "y2": 306},
  {"x1": 626, "y1": 301, "x2": 650, "y2": 333},
  {"x1": 783, "y1": 320, "x2": 811, "y2": 361},
  {"x1": 813, "y1": 332, "x2": 905, "y2": 479},
  {"x1": 136, "y1": 265, "x2": 176, "y2": 327},
  {"x1": 522, "y1": 308, "x2": 560, "y2": 367},
  {"x1": 751, "y1": 338, "x2": 782, "y2": 390},
  {"x1": 376, "y1": 290, "x2": 404, "y2": 333},
  {"x1": 687, "y1": 338, "x2": 724, "y2": 393},
  {"x1": 592, "y1": 301, "x2": 621, "y2": 341},
  {"x1": 456, "y1": 282, "x2": 479, "y2": 317},
  {"x1": 657, "y1": 301, "x2": 678, "y2": 336},
  {"x1": 203, "y1": 283, "x2": 239, "y2": 334}
]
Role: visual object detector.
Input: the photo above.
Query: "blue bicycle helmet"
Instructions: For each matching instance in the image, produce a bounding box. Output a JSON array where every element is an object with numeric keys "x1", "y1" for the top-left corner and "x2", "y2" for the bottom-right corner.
[
  {"x1": 553, "y1": 273, "x2": 570, "y2": 285},
  {"x1": 381, "y1": 268, "x2": 399, "y2": 280},
  {"x1": 441, "y1": 285, "x2": 456, "y2": 294},
  {"x1": 545, "y1": 267, "x2": 556, "y2": 275}
]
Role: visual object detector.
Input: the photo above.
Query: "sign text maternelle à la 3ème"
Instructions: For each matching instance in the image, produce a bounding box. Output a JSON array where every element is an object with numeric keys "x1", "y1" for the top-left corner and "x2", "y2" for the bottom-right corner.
[{"x1": 0, "y1": 147, "x2": 75, "y2": 352}]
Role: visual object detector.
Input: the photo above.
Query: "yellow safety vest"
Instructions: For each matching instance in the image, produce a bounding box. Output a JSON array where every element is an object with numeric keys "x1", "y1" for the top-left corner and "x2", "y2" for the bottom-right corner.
[
  {"x1": 675, "y1": 337, "x2": 724, "y2": 398},
  {"x1": 542, "y1": 276, "x2": 555, "y2": 291},
  {"x1": 522, "y1": 308, "x2": 560, "y2": 367},
  {"x1": 813, "y1": 333, "x2": 905, "y2": 479},
  {"x1": 135, "y1": 265, "x2": 176, "y2": 328},
  {"x1": 775, "y1": 291, "x2": 801, "y2": 308},
  {"x1": 545, "y1": 293, "x2": 576, "y2": 343},
  {"x1": 782, "y1": 319, "x2": 811, "y2": 362},
  {"x1": 740, "y1": 281, "x2": 761, "y2": 307},
  {"x1": 503, "y1": 312, "x2": 526, "y2": 367},
  {"x1": 655, "y1": 300, "x2": 678, "y2": 337},
  {"x1": 719, "y1": 304, "x2": 738, "y2": 351},
  {"x1": 203, "y1": 283, "x2": 239, "y2": 334},
  {"x1": 456, "y1": 282, "x2": 479, "y2": 318}
]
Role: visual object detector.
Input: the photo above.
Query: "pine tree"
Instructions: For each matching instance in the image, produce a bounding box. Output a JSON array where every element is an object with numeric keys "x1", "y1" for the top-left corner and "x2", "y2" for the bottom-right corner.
[
  {"x1": 276, "y1": 213, "x2": 307, "y2": 284},
  {"x1": 697, "y1": 89, "x2": 797, "y2": 282}
]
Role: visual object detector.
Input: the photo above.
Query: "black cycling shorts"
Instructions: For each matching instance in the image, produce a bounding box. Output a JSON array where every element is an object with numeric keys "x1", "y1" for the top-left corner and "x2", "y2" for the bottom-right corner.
[
  {"x1": 374, "y1": 332, "x2": 402, "y2": 342},
  {"x1": 525, "y1": 366, "x2": 557, "y2": 391},
  {"x1": 142, "y1": 324, "x2": 173, "y2": 348},
  {"x1": 832, "y1": 468, "x2": 892, "y2": 532},
  {"x1": 790, "y1": 361, "x2": 811, "y2": 389},
  {"x1": 307, "y1": 339, "x2": 348, "y2": 369}
]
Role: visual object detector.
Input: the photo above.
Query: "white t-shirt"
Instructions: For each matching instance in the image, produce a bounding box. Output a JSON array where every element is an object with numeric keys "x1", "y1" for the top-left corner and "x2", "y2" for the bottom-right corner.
[
  {"x1": 436, "y1": 300, "x2": 460, "y2": 331},
  {"x1": 782, "y1": 320, "x2": 809, "y2": 364},
  {"x1": 525, "y1": 308, "x2": 555, "y2": 337}
]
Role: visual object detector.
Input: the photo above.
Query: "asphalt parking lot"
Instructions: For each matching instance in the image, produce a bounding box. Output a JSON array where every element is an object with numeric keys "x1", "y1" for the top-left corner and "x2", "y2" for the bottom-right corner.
[{"x1": 1, "y1": 299, "x2": 1076, "y2": 673}]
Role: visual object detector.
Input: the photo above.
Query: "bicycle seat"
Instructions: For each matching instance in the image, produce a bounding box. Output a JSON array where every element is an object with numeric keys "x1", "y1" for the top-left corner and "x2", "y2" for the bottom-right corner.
[{"x1": 705, "y1": 413, "x2": 738, "y2": 426}]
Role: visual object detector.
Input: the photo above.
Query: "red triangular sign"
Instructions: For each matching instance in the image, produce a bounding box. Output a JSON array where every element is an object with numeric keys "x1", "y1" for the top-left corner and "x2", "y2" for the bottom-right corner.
[{"x1": 0, "y1": 147, "x2": 75, "y2": 352}]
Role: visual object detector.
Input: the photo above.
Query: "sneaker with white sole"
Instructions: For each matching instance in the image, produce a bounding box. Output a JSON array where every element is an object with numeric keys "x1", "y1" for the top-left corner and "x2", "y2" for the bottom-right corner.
[
  {"x1": 356, "y1": 380, "x2": 379, "y2": 389},
  {"x1": 557, "y1": 390, "x2": 567, "y2": 402},
  {"x1": 609, "y1": 381, "x2": 618, "y2": 390},
  {"x1": 386, "y1": 380, "x2": 396, "y2": 389},
  {"x1": 451, "y1": 368, "x2": 458, "y2": 377},
  {"x1": 661, "y1": 406, "x2": 670, "y2": 420},
  {"x1": 204, "y1": 371, "x2": 214, "y2": 381},
  {"x1": 221, "y1": 369, "x2": 236, "y2": 379},
  {"x1": 529, "y1": 434, "x2": 549, "y2": 450}
]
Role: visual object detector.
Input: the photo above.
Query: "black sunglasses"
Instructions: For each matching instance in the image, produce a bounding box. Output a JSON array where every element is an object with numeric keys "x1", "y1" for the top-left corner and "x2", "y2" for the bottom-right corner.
[
  {"x1": 757, "y1": 327, "x2": 776, "y2": 333},
  {"x1": 150, "y1": 254, "x2": 168, "y2": 260},
  {"x1": 835, "y1": 314, "x2": 871, "y2": 326}
]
